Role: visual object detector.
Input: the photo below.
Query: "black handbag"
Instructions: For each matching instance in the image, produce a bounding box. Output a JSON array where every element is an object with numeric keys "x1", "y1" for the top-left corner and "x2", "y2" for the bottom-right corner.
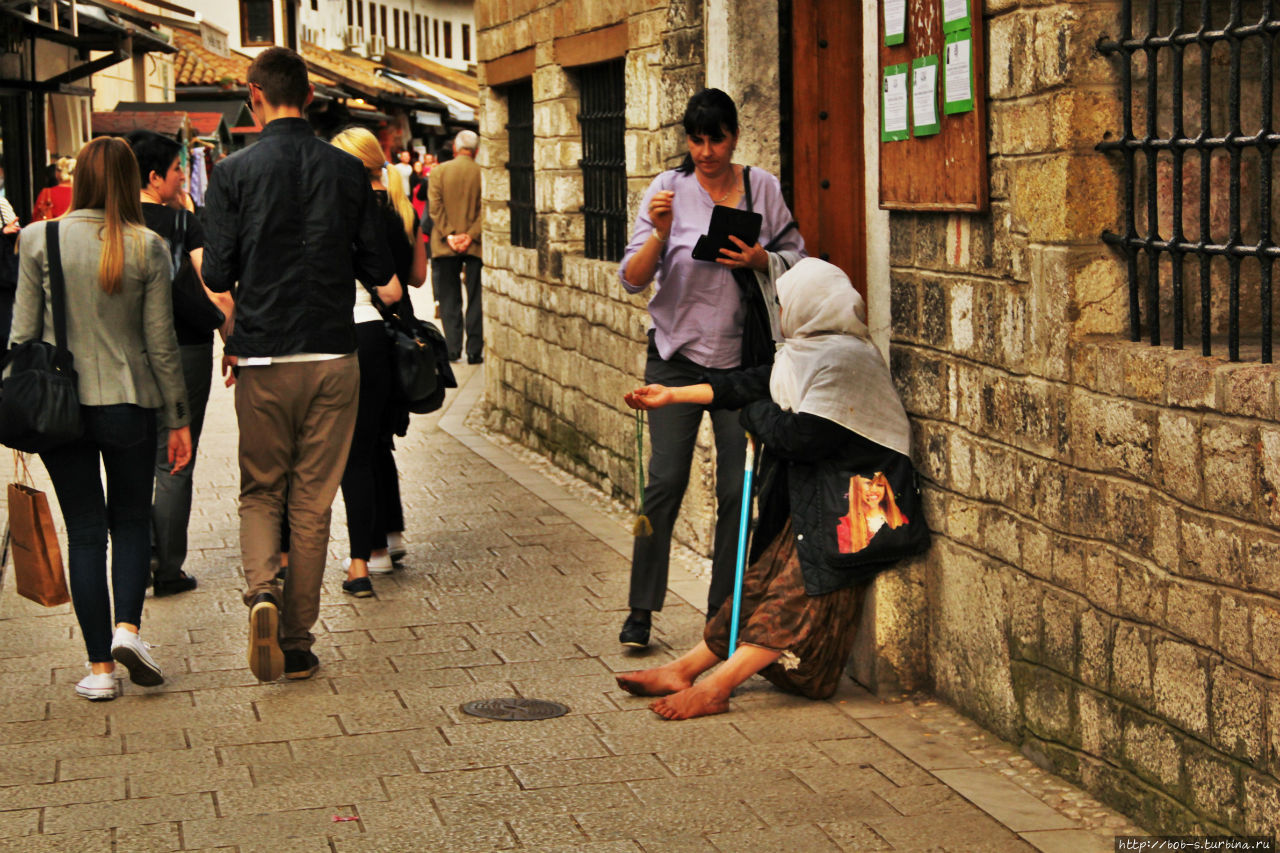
[
  {"x1": 0, "y1": 221, "x2": 83, "y2": 452},
  {"x1": 818, "y1": 451, "x2": 931, "y2": 573},
  {"x1": 168, "y1": 209, "x2": 224, "y2": 332},
  {"x1": 363, "y1": 281, "x2": 457, "y2": 415}
]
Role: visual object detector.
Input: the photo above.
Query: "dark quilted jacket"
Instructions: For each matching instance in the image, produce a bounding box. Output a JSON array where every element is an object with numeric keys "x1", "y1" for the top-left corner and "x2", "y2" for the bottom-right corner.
[{"x1": 708, "y1": 365, "x2": 916, "y2": 596}]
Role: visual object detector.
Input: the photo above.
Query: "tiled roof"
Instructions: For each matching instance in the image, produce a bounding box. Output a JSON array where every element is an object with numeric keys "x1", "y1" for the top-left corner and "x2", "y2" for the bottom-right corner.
[
  {"x1": 186, "y1": 112, "x2": 227, "y2": 137},
  {"x1": 93, "y1": 111, "x2": 187, "y2": 136},
  {"x1": 171, "y1": 26, "x2": 251, "y2": 87},
  {"x1": 301, "y1": 40, "x2": 417, "y2": 99}
]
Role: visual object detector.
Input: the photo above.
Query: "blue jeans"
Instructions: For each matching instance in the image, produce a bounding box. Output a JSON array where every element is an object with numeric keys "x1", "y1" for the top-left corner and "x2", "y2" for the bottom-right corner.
[{"x1": 40, "y1": 405, "x2": 157, "y2": 662}]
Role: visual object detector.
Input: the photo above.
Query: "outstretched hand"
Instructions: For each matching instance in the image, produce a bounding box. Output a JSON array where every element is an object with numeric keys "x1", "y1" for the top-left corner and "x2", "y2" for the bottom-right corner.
[{"x1": 625, "y1": 384, "x2": 676, "y2": 410}]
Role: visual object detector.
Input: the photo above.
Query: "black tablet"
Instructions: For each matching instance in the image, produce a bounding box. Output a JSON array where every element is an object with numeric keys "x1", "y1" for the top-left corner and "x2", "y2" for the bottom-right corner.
[{"x1": 690, "y1": 205, "x2": 764, "y2": 262}]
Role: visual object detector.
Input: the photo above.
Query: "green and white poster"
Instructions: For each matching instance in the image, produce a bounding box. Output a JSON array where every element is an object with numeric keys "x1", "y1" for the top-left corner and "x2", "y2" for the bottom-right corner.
[
  {"x1": 943, "y1": 29, "x2": 975, "y2": 115},
  {"x1": 911, "y1": 54, "x2": 941, "y2": 136},
  {"x1": 942, "y1": 0, "x2": 971, "y2": 33},
  {"x1": 881, "y1": 63, "x2": 910, "y2": 141},
  {"x1": 884, "y1": 0, "x2": 906, "y2": 45}
]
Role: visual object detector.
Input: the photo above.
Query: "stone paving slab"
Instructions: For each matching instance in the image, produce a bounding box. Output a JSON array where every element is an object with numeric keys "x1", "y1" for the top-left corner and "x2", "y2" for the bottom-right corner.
[{"x1": 0, "y1": 363, "x2": 1146, "y2": 850}]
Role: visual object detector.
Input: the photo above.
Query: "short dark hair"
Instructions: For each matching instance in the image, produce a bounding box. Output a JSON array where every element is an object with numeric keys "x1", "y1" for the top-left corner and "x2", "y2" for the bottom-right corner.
[
  {"x1": 677, "y1": 88, "x2": 739, "y2": 174},
  {"x1": 682, "y1": 88, "x2": 738, "y2": 140},
  {"x1": 247, "y1": 46, "x2": 310, "y2": 109},
  {"x1": 124, "y1": 130, "x2": 182, "y2": 188}
]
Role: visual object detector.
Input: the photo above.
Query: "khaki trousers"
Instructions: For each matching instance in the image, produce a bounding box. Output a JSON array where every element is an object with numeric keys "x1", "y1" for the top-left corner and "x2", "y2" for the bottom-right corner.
[{"x1": 235, "y1": 356, "x2": 359, "y2": 652}]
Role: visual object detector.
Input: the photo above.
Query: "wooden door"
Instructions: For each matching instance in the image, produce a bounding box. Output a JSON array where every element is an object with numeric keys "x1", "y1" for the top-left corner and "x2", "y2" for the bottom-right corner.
[{"x1": 790, "y1": 0, "x2": 867, "y2": 297}]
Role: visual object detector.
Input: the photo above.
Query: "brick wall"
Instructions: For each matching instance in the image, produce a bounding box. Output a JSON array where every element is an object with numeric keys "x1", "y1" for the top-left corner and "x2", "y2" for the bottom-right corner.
[
  {"x1": 891, "y1": 0, "x2": 1280, "y2": 834},
  {"x1": 476, "y1": 0, "x2": 727, "y2": 556}
]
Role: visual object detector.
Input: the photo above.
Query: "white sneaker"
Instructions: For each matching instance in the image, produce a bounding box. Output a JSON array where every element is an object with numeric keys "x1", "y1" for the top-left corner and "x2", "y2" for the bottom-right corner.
[
  {"x1": 110, "y1": 627, "x2": 164, "y2": 687},
  {"x1": 386, "y1": 532, "x2": 407, "y2": 561},
  {"x1": 75, "y1": 666, "x2": 118, "y2": 701},
  {"x1": 344, "y1": 554, "x2": 393, "y2": 575}
]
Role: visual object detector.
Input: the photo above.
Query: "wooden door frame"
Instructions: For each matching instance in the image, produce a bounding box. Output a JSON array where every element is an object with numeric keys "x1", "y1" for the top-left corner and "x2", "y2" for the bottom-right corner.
[{"x1": 782, "y1": 0, "x2": 868, "y2": 299}]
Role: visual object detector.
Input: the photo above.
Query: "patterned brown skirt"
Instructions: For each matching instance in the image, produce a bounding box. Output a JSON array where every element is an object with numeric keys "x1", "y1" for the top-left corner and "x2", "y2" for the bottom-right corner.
[{"x1": 703, "y1": 520, "x2": 868, "y2": 700}]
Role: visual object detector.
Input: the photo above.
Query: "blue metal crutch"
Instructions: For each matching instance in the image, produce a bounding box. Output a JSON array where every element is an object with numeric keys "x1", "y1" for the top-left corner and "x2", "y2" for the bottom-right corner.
[{"x1": 727, "y1": 435, "x2": 757, "y2": 653}]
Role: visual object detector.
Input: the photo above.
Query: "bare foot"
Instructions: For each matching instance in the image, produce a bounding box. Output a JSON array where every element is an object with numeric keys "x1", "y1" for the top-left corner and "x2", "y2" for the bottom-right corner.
[
  {"x1": 648, "y1": 683, "x2": 730, "y2": 720},
  {"x1": 615, "y1": 665, "x2": 693, "y2": 697}
]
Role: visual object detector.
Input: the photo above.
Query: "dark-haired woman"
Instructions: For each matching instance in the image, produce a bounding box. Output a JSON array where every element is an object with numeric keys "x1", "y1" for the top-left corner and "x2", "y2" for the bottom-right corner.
[
  {"x1": 127, "y1": 130, "x2": 234, "y2": 599},
  {"x1": 617, "y1": 88, "x2": 805, "y2": 647},
  {"x1": 10, "y1": 137, "x2": 192, "y2": 700}
]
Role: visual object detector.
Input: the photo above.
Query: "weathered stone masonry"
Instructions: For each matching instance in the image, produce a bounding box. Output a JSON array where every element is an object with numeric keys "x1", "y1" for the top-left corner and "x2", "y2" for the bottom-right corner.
[
  {"x1": 476, "y1": 0, "x2": 1280, "y2": 835},
  {"x1": 892, "y1": 0, "x2": 1280, "y2": 835},
  {"x1": 477, "y1": 0, "x2": 725, "y2": 557}
]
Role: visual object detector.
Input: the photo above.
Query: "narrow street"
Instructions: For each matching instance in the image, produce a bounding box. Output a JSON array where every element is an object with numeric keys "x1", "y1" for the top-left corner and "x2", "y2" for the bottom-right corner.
[{"x1": 0, "y1": 365, "x2": 1139, "y2": 851}]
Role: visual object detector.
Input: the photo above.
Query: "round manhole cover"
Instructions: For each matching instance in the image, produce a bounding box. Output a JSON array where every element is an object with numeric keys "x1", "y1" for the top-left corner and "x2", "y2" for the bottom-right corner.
[{"x1": 460, "y1": 698, "x2": 570, "y2": 721}]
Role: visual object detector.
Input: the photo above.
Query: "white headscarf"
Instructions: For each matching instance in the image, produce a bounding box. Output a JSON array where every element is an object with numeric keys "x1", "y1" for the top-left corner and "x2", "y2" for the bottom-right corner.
[{"x1": 768, "y1": 258, "x2": 912, "y2": 456}]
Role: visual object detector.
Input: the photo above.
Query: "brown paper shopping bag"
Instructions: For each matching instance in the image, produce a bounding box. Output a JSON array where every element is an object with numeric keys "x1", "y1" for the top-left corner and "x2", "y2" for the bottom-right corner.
[{"x1": 8, "y1": 481, "x2": 69, "y2": 607}]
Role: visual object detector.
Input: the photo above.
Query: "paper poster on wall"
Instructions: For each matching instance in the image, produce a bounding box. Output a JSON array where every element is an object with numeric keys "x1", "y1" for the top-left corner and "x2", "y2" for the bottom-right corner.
[
  {"x1": 881, "y1": 63, "x2": 910, "y2": 141},
  {"x1": 883, "y1": 0, "x2": 907, "y2": 45},
  {"x1": 911, "y1": 55, "x2": 941, "y2": 136},
  {"x1": 943, "y1": 29, "x2": 975, "y2": 114},
  {"x1": 941, "y1": 0, "x2": 971, "y2": 33}
]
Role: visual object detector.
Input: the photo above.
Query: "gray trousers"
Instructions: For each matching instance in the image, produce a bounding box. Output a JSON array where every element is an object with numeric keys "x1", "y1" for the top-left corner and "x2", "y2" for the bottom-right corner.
[
  {"x1": 152, "y1": 342, "x2": 213, "y2": 582},
  {"x1": 629, "y1": 352, "x2": 746, "y2": 614},
  {"x1": 433, "y1": 254, "x2": 483, "y2": 361}
]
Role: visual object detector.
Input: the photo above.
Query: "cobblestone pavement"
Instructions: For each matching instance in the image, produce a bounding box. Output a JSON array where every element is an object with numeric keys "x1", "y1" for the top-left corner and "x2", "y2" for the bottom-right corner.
[{"x1": 0, "y1": 364, "x2": 1145, "y2": 851}]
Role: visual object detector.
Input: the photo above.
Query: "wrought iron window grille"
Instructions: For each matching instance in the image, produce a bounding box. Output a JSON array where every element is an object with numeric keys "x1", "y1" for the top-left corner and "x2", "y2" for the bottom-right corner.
[
  {"x1": 1099, "y1": 0, "x2": 1280, "y2": 363},
  {"x1": 578, "y1": 59, "x2": 627, "y2": 262},
  {"x1": 504, "y1": 80, "x2": 536, "y2": 250}
]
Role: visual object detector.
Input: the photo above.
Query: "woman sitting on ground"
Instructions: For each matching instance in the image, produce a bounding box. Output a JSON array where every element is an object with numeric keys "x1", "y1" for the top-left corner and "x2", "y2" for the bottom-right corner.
[{"x1": 619, "y1": 258, "x2": 926, "y2": 720}]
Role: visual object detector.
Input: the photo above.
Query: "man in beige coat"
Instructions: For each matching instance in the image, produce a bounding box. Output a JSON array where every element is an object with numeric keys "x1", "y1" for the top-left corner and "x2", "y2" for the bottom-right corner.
[{"x1": 428, "y1": 130, "x2": 483, "y2": 363}]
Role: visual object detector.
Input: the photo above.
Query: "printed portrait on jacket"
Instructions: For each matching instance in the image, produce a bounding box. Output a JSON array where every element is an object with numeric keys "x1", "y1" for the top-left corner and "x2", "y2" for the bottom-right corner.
[{"x1": 836, "y1": 472, "x2": 910, "y2": 554}]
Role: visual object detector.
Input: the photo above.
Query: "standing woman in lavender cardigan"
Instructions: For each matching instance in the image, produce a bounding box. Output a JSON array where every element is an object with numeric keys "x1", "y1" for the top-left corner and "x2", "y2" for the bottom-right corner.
[{"x1": 617, "y1": 88, "x2": 805, "y2": 648}]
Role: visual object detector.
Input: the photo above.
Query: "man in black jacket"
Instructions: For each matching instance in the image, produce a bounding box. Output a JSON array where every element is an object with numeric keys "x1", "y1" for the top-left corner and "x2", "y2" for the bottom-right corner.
[{"x1": 202, "y1": 47, "x2": 398, "y2": 683}]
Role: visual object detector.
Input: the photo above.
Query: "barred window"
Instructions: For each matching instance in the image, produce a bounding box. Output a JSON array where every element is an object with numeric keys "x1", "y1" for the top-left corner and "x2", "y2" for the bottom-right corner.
[
  {"x1": 1100, "y1": 1, "x2": 1280, "y2": 363},
  {"x1": 578, "y1": 58, "x2": 627, "y2": 262},
  {"x1": 505, "y1": 80, "x2": 537, "y2": 249}
]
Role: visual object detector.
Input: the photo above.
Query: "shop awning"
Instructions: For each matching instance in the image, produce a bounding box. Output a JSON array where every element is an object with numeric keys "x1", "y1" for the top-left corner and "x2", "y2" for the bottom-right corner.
[{"x1": 376, "y1": 69, "x2": 471, "y2": 123}]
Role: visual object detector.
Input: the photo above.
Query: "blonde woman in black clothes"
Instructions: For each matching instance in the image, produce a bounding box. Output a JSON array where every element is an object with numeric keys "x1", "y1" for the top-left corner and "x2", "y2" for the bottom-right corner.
[{"x1": 329, "y1": 127, "x2": 424, "y2": 596}]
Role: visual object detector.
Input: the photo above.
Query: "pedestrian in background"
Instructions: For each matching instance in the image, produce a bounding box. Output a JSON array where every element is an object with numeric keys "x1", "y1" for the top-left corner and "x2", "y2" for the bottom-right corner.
[
  {"x1": 201, "y1": 47, "x2": 398, "y2": 683},
  {"x1": 32, "y1": 157, "x2": 74, "y2": 221},
  {"x1": 616, "y1": 88, "x2": 805, "y2": 648},
  {"x1": 10, "y1": 136, "x2": 192, "y2": 701},
  {"x1": 427, "y1": 130, "x2": 483, "y2": 364},
  {"x1": 127, "y1": 129, "x2": 235, "y2": 598}
]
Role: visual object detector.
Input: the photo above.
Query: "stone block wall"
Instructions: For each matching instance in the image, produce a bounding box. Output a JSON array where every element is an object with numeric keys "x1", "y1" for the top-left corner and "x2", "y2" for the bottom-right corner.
[
  {"x1": 891, "y1": 0, "x2": 1280, "y2": 834},
  {"x1": 476, "y1": 1, "x2": 728, "y2": 555}
]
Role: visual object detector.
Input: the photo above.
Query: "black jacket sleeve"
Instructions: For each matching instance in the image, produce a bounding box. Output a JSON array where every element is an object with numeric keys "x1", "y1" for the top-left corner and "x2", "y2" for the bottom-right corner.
[
  {"x1": 740, "y1": 400, "x2": 850, "y2": 463},
  {"x1": 706, "y1": 364, "x2": 773, "y2": 410},
  {"x1": 200, "y1": 162, "x2": 238, "y2": 293}
]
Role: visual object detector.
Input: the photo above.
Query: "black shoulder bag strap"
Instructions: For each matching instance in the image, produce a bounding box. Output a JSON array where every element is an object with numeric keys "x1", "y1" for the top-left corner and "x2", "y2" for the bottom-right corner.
[
  {"x1": 742, "y1": 166, "x2": 799, "y2": 251},
  {"x1": 45, "y1": 221, "x2": 69, "y2": 353}
]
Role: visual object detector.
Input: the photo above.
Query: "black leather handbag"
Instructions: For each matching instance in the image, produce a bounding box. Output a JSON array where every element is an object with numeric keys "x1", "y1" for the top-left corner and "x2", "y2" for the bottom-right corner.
[
  {"x1": 363, "y1": 283, "x2": 456, "y2": 415},
  {"x1": 0, "y1": 221, "x2": 82, "y2": 452},
  {"x1": 168, "y1": 209, "x2": 224, "y2": 332}
]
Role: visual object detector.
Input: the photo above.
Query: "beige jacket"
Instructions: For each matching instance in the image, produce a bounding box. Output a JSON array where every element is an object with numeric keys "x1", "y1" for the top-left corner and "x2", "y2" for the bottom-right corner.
[
  {"x1": 9, "y1": 211, "x2": 189, "y2": 428},
  {"x1": 427, "y1": 153, "x2": 482, "y2": 260}
]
